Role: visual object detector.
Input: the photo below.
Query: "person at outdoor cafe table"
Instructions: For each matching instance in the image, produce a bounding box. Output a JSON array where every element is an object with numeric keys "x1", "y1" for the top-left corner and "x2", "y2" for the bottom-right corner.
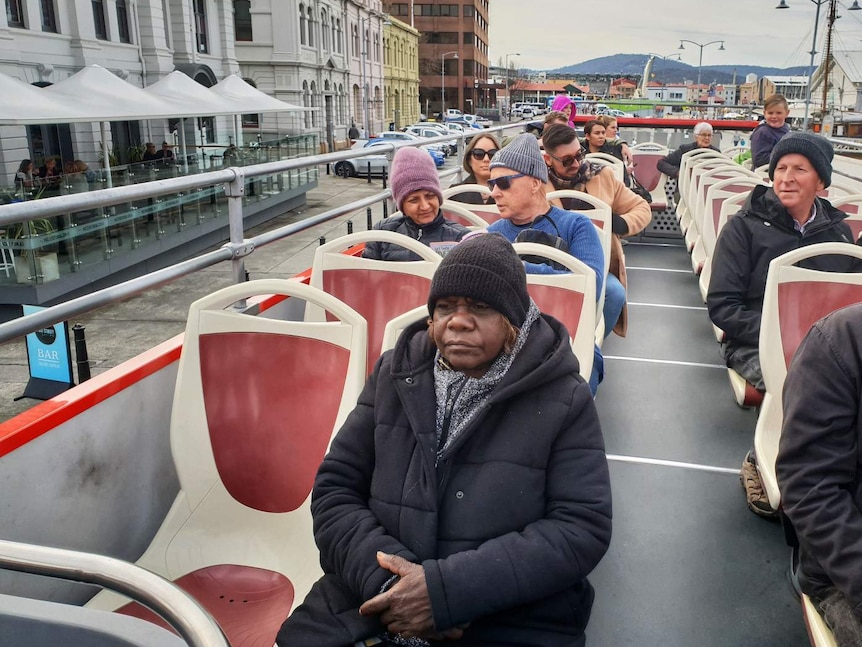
[
  {"x1": 38, "y1": 157, "x2": 61, "y2": 187},
  {"x1": 14, "y1": 159, "x2": 35, "y2": 190},
  {"x1": 142, "y1": 143, "x2": 159, "y2": 162},
  {"x1": 156, "y1": 141, "x2": 174, "y2": 162}
]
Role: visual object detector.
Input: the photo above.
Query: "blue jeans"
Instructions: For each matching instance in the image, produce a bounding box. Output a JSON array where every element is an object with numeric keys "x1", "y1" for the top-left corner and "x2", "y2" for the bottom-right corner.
[
  {"x1": 589, "y1": 345, "x2": 604, "y2": 396},
  {"x1": 603, "y1": 273, "x2": 626, "y2": 339}
]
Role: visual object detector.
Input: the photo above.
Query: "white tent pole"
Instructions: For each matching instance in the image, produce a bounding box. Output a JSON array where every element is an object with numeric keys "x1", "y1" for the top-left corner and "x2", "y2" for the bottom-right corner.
[
  {"x1": 233, "y1": 114, "x2": 239, "y2": 147},
  {"x1": 100, "y1": 121, "x2": 113, "y2": 189},
  {"x1": 179, "y1": 118, "x2": 188, "y2": 174}
]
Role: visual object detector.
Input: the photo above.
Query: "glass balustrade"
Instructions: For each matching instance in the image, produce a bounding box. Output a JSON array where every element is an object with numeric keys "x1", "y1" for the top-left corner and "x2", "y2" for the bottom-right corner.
[{"x1": 0, "y1": 135, "x2": 319, "y2": 286}]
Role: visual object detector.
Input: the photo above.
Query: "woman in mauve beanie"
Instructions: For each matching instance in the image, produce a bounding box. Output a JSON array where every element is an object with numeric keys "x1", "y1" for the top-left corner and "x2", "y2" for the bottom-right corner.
[
  {"x1": 363, "y1": 146, "x2": 469, "y2": 261},
  {"x1": 389, "y1": 146, "x2": 444, "y2": 210}
]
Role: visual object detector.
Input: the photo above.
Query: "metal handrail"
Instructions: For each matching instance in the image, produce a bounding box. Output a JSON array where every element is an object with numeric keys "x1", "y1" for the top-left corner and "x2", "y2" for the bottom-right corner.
[
  {"x1": 0, "y1": 119, "x2": 788, "y2": 346},
  {"x1": 0, "y1": 539, "x2": 228, "y2": 647}
]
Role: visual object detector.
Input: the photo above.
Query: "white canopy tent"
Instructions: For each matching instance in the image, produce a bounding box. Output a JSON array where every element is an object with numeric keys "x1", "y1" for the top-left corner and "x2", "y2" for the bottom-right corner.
[{"x1": 0, "y1": 65, "x2": 315, "y2": 180}]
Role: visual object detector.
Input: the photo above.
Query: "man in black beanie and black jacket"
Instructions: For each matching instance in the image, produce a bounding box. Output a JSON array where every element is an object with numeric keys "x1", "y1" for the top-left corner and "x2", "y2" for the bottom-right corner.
[{"x1": 707, "y1": 131, "x2": 862, "y2": 520}]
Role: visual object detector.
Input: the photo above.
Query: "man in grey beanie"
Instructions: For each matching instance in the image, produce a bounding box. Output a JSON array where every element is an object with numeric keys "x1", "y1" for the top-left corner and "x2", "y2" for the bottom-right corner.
[
  {"x1": 707, "y1": 131, "x2": 862, "y2": 519},
  {"x1": 486, "y1": 133, "x2": 607, "y2": 394}
]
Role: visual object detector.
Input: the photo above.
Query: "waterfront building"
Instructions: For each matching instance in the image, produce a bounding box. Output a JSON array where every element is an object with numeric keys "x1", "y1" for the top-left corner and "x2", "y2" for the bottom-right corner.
[
  {"x1": 383, "y1": 16, "x2": 420, "y2": 128},
  {"x1": 384, "y1": 0, "x2": 489, "y2": 117}
]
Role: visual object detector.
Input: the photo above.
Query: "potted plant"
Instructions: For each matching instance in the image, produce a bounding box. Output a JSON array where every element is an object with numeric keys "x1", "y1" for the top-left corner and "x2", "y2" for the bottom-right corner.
[{"x1": 11, "y1": 218, "x2": 60, "y2": 284}]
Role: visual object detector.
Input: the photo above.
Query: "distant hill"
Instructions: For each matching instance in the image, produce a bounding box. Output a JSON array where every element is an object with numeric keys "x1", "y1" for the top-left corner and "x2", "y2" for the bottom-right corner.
[{"x1": 545, "y1": 54, "x2": 808, "y2": 85}]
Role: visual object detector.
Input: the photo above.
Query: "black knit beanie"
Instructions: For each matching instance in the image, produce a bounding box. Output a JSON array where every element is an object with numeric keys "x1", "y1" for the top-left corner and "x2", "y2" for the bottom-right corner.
[
  {"x1": 427, "y1": 233, "x2": 530, "y2": 327},
  {"x1": 768, "y1": 132, "x2": 833, "y2": 188}
]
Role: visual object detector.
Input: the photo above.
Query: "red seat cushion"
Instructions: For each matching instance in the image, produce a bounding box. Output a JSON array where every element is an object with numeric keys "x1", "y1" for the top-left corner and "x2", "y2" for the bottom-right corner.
[{"x1": 117, "y1": 565, "x2": 294, "y2": 647}]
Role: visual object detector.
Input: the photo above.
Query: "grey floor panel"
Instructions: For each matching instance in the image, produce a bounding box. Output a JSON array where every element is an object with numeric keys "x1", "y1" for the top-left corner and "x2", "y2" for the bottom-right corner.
[
  {"x1": 625, "y1": 266, "x2": 706, "y2": 309},
  {"x1": 625, "y1": 241, "x2": 691, "y2": 272},
  {"x1": 595, "y1": 359, "x2": 757, "y2": 469},
  {"x1": 602, "y1": 305, "x2": 723, "y2": 367},
  {"x1": 588, "y1": 462, "x2": 807, "y2": 647}
]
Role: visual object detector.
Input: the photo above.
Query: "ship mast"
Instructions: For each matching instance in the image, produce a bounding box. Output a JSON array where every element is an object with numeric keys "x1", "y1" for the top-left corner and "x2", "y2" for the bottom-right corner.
[{"x1": 821, "y1": 0, "x2": 837, "y2": 118}]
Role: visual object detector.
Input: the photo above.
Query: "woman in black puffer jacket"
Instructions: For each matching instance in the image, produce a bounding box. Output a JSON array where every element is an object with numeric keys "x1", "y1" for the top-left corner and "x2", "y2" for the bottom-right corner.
[{"x1": 279, "y1": 233, "x2": 613, "y2": 646}]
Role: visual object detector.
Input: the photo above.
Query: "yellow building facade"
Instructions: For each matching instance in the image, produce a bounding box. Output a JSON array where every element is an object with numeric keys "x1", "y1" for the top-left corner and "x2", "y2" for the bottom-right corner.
[{"x1": 383, "y1": 17, "x2": 420, "y2": 128}]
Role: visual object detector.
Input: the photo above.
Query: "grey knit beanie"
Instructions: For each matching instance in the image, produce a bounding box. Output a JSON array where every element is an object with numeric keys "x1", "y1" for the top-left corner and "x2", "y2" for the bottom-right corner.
[
  {"x1": 389, "y1": 146, "x2": 444, "y2": 210},
  {"x1": 427, "y1": 233, "x2": 530, "y2": 326},
  {"x1": 768, "y1": 132, "x2": 833, "y2": 188},
  {"x1": 489, "y1": 134, "x2": 549, "y2": 183}
]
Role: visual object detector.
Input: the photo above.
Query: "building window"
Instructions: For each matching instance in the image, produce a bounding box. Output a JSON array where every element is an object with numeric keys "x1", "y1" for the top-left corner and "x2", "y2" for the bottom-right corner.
[
  {"x1": 92, "y1": 0, "x2": 107, "y2": 39},
  {"x1": 320, "y1": 9, "x2": 328, "y2": 50},
  {"x1": 241, "y1": 78, "x2": 260, "y2": 127},
  {"x1": 299, "y1": 3, "x2": 306, "y2": 45},
  {"x1": 40, "y1": 0, "x2": 57, "y2": 32},
  {"x1": 352, "y1": 23, "x2": 358, "y2": 57},
  {"x1": 332, "y1": 20, "x2": 337, "y2": 53},
  {"x1": 463, "y1": 5, "x2": 474, "y2": 16},
  {"x1": 116, "y1": 0, "x2": 130, "y2": 42},
  {"x1": 306, "y1": 6, "x2": 314, "y2": 47},
  {"x1": 337, "y1": 19, "x2": 342, "y2": 53},
  {"x1": 234, "y1": 0, "x2": 252, "y2": 41},
  {"x1": 6, "y1": 0, "x2": 25, "y2": 28},
  {"x1": 193, "y1": 0, "x2": 208, "y2": 53}
]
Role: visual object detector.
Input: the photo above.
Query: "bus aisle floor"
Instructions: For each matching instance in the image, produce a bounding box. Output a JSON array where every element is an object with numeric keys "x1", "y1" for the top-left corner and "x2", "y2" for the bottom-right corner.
[{"x1": 589, "y1": 239, "x2": 807, "y2": 645}]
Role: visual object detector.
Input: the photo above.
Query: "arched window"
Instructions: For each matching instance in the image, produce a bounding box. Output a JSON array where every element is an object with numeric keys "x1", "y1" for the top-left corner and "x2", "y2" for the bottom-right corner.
[
  {"x1": 302, "y1": 81, "x2": 311, "y2": 128},
  {"x1": 374, "y1": 86, "x2": 382, "y2": 120},
  {"x1": 306, "y1": 7, "x2": 314, "y2": 47},
  {"x1": 332, "y1": 20, "x2": 338, "y2": 53},
  {"x1": 373, "y1": 32, "x2": 379, "y2": 62},
  {"x1": 310, "y1": 80, "x2": 317, "y2": 128},
  {"x1": 353, "y1": 84, "x2": 361, "y2": 123},
  {"x1": 352, "y1": 23, "x2": 359, "y2": 58},
  {"x1": 299, "y1": 4, "x2": 306, "y2": 46},
  {"x1": 320, "y1": 9, "x2": 328, "y2": 51},
  {"x1": 336, "y1": 19, "x2": 342, "y2": 53},
  {"x1": 338, "y1": 83, "x2": 346, "y2": 124}
]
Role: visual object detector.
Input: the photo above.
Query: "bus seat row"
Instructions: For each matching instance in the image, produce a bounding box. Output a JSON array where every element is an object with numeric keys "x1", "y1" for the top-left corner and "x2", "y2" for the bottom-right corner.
[{"x1": 83, "y1": 224, "x2": 605, "y2": 644}]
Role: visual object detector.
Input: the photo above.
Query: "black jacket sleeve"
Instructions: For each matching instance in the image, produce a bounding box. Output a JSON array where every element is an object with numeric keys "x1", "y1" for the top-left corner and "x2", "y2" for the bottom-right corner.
[
  {"x1": 657, "y1": 145, "x2": 685, "y2": 178},
  {"x1": 706, "y1": 215, "x2": 761, "y2": 346},
  {"x1": 311, "y1": 362, "x2": 420, "y2": 602},
  {"x1": 777, "y1": 318, "x2": 862, "y2": 615},
  {"x1": 422, "y1": 380, "x2": 612, "y2": 629}
]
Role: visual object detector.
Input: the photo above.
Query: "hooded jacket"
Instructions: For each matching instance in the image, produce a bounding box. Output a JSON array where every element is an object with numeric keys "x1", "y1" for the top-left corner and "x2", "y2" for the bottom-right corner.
[
  {"x1": 279, "y1": 316, "x2": 612, "y2": 646},
  {"x1": 777, "y1": 304, "x2": 862, "y2": 616},
  {"x1": 362, "y1": 211, "x2": 469, "y2": 261},
  {"x1": 750, "y1": 122, "x2": 790, "y2": 169},
  {"x1": 550, "y1": 95, "x2": 577, "y2": 127},
  {"x1": 707, "y1": 185, "x2": 859, "y2": 350}
]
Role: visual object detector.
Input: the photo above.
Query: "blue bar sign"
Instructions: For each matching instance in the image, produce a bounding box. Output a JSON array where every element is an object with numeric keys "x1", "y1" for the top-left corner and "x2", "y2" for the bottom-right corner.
[{"x1": 23, "y1": 305, "x2": 73, "y2": 385}]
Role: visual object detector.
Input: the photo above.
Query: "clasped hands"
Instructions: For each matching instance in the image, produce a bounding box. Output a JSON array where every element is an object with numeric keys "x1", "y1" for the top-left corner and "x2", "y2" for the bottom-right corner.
[{"x1": 359, "y1": 551, "x2": 468, "y2": 641}]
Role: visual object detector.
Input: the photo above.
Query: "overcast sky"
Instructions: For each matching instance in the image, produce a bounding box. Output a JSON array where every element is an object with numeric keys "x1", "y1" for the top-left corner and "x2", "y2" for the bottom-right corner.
[{"x1": 488, "y1": 0, "x2": 862, "y2": 72}]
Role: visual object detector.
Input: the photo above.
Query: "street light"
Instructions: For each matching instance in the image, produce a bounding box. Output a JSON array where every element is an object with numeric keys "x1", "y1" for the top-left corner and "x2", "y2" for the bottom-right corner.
[
  {"x1": 440, "y1": 50, "x2": 458, "y2": 116},
  {"x1": 504, "y1": 52, "x2": 520, "y2": 118},
  {"x1": 678, "y1": 39, "x2": 725, "y2": 91},
  {"x1": 776, "y1": 0, "x2": 860, "y2": 131}
]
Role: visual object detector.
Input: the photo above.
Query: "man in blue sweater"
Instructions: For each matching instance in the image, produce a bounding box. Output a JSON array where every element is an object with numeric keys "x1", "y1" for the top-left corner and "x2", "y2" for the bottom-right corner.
[{"x1": 486, "y1": 133, "x2": 606, "y2": 393}]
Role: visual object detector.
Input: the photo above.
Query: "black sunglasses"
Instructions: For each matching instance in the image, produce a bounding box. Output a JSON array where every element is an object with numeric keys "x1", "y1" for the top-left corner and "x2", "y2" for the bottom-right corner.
[
  {"x1": 487, "y1": 173, "x2": 526, "y2": 191},
  {"x1": 546, "y1": 150, "x2": 582, "y2": 168},
  {"x1": 470, "y1": 148, "x2": 498, "y2": 161}
]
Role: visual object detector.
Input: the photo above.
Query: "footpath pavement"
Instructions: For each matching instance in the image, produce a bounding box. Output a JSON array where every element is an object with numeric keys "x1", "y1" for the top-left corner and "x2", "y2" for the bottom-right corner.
[{"x1": 0, "y1": 161, "x2": 463, "y2": 422}]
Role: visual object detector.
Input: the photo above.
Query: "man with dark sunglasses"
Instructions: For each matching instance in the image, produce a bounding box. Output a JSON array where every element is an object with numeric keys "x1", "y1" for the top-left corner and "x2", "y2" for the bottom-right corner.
[
  {"x1": 485, "y1": 134, "x2": 606, "y2": 394},
  {"x1": 542, "y1": 123, "x2": 651, "y2": 340}
]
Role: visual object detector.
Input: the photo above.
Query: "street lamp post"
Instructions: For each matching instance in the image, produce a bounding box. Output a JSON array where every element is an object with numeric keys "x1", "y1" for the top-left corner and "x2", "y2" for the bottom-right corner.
[
  {"x1": 678, "y1": 39, "x2": 725, "y2": 92},
  {"x1": 504, "y1": 52, "x2": 520, "y2": 119},
  {"x1": 776, "y1": 0, "x2": 860, "y2": 131},
  {"x1": 441, "y1": 50, "x2": 458, "y2": 117}
]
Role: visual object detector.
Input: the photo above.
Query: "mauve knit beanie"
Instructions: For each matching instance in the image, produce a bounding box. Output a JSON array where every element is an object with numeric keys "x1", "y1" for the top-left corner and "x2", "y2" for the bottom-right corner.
[
  {"x1": 389, "y1": 146, "x2": 444, "y2": 210},
  {"x1": 427, "y1": 233, "x2": 530, "y2": 326},
  {"x1": 489, "y1": 133, "x2": 549, "y2": 183},
  {"x1": 768, "y1": 132, "x2": 833, "y2": 188}
]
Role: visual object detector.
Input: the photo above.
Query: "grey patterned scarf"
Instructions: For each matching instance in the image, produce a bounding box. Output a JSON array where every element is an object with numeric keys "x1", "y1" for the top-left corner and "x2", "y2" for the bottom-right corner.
[
  {"x1": 548, "y1": 161, "x2": 603, "y2": 190},
  {"x1": 432, "y1": 301, "x2": 541, "y2": 462}
]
